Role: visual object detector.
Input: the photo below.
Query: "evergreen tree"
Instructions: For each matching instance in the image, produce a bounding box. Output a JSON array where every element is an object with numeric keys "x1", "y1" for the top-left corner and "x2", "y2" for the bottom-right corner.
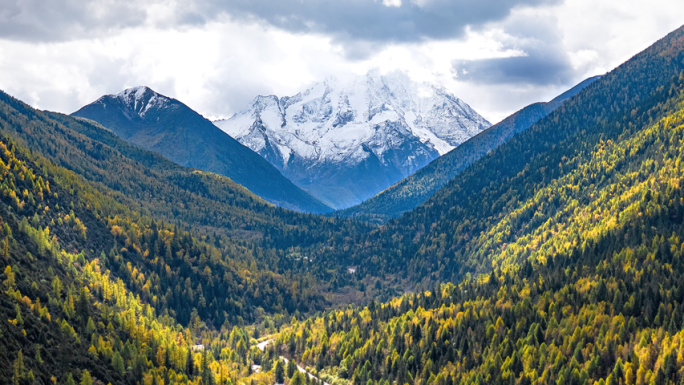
[
  {"x1": 275, "y1": 360, "x2": 285, "y2": 384},
  {"x1": 201, "y1": 348, "x2": 213, "y2": 385},
  {"x1": 287, "y1": 359, "x2": 297, "y2": 378},
  {"x1": 112, "y1": 352, "x2": 125, "y2": 375},
  {"x1": 187, "y1": 349, "x2": 195, "y2": 377},
  {"x1": 291, "y1": 371, "x2": 305, "y2": 385}
]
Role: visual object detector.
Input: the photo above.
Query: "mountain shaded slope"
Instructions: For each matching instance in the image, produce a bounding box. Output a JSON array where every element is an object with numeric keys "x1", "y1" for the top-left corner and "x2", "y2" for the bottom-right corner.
[
  {"x1": 330, "y1": 25, "x2": 684, "y2": 289},
  {"x1": 215, "y1": 71, "x2": 490, "y2": 209},
  {"x1": 71, "y1": 87, "x2": 332, "y2": 213},
  {"x1": 338, "y1": 75, "x2": 601, "y2": 223},
  {"x1": 1, "y1": 91, "x2": 354, "y2": 247}
]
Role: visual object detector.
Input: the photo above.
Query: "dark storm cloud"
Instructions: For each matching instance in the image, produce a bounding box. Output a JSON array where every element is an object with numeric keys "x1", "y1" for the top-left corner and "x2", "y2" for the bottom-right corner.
[
  {"x1": 0, "y1": 0, "x2": 561, "y2": 43},
  {"x1": 205, "y1": 0, "x2": 562, "y2": 43},
  {"x1": 456, "y1": 48, "x2": 573, "y2": 85},
  {"x1": 0, "y1": 0, "x2": 147, "y2": 42},
  {"x1": 455, "y1": 16, "x2": 573, "y2": 85}
]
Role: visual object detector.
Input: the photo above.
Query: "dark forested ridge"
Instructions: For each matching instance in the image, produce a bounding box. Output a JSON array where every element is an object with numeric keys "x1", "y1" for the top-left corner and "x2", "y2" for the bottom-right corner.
[
  {"x1": 71, "y1": 87, "x2": 332, "y2": 214},
  {"x1": 337, "y1": 75, "x2": 601, "y2": 224},
  {"x1": 0, "y1": 93, "x2": 368, "y2": 251},
  {"x1": 329, "y1": 25, "x2": 684, "y2": 288},
  {"x1": 1, "y1": 22, "x2": 684, "y2": 385}
]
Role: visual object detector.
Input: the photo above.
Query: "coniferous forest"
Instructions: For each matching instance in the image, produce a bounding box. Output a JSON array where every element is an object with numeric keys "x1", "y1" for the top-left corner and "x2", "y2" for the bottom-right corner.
[{"x1": 1, "y1": 18, "x2": 684, "y2": 385}]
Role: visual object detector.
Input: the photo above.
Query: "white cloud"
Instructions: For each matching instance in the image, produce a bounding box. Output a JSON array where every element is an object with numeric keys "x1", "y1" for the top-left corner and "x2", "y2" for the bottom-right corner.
[
  {"x1": 0, "y1": 0, "x2": 682, "y2": 124},
  {"x1": 382, "y1": 0, "x2": 402, "y2": 8}
]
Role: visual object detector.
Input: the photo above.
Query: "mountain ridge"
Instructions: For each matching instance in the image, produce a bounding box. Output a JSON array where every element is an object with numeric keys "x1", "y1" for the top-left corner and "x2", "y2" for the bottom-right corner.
[{"x1": 71, "y1": 86, "x2": 333, "y2": 213}]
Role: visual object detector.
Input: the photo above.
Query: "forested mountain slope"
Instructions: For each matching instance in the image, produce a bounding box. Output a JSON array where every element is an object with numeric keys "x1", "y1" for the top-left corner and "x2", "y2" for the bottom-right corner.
[
  {"x1": 72, "y1": 87, "x2": 332, "y2": 214},
  {"x1": 329, "y1": 25, "x2": 684, "y2": 290},
  {"x1": 0, "y1": 92, "x2": 368, "y2": 252},
  {"x1": 0, "y1": 87, "x2": 384, "y2": 332},
  {"x1": 271, "y1": 25, "x2": 684, "y2": 385},
  {"x1": 0, "y1": 135, "x2": 257, "y2": 385},
  {"x1": 281, "y1": 170, "x2": 684, "y2": 384},
  {"x1": 2, "y1": 20, "x2": 684, "y2": 385},
  {"x1": 338, "y1": 75, "x2": 601, "y2": 223},
  {"x1": 0, "y1": 95, "x2": 342, "y2": 385}
]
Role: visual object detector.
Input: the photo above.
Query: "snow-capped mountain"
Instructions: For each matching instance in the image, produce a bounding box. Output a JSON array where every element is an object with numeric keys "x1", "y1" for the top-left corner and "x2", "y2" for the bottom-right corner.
[
  {"x1": 71, "y1": 86, "x2": 333, "y2": 213},
  {"x1": 214, "y1": 71, "x2": 490, "y2": 209}
]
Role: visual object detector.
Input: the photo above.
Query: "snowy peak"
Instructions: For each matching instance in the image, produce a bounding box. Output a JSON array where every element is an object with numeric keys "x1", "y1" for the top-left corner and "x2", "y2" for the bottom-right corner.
[
  {"x1": 214, "y1": 71, "x2": 490, "y2": 209},
  {"x1": 217, "y1": 71, "x2": 489, "y2": 163},
  {"x1": 98, "y1": 86, "x2": 175, "y2": 119}
]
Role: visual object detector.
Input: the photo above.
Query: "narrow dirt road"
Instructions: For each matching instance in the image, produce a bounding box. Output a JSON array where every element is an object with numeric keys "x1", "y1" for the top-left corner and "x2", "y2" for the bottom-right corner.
[{"x1": 256, "y1": 339, "x2": 330, "y2": 385}]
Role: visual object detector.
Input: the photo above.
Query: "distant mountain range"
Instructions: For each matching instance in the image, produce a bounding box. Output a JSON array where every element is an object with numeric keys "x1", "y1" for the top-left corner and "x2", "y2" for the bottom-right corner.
[
  {"x1": 214, "y1": 71, "x2": 490, "y2": 209},
  {"x1": 71, "y1": 86, "x2": 332, "y2": 213},
  {"x1": 337, "y1": 75, "x2": 602, "y2": 223}
]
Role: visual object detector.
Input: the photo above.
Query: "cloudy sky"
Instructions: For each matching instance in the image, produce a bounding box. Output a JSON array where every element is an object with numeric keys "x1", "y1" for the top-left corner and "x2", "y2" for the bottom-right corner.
[{"x1": 0, "y1": 0, "x2": 683, "y2": 123}]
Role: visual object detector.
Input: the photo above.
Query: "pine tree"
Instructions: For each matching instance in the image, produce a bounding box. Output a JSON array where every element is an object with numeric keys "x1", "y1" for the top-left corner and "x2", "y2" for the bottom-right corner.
[
  {"x1": 112, "y1": 352, "x2": 125, "y2": 375},
  {"x1": 86, "y1": 317, "x2": 96, "y2": 335},
  {"x1": 16, "y1": 350, "x2": 24, "y2": 377},
  {"x1": 201, "y1": 348, "x2": 213, "y2": 385},
  {"x1": 15, "y1": 304, "x2": 23, "y2": 325},
  {"x1": 275, "y1": 360, "x2": 285, "y2": 384},
  {"x1": 186, "y1": 349, "x2": 195, "y2": 377},
  {"x1": 52, "y1": 276, "x2": 62, "y2": 299},
  {"x1": 78, "y1": 287, "x2": 89, "y2": 322},
  {"x1": 287, "y1": 359, "x2": 297, "y2": 378},
  {"x1": 291, "y1": 371, "x2": 305, "y2": 385},
  {"x1": 35, "y1": 345, "x2": 43, "y2": 364},
  {"x1": 12, "y1": 350, "x2": 25, "y2": 385}
]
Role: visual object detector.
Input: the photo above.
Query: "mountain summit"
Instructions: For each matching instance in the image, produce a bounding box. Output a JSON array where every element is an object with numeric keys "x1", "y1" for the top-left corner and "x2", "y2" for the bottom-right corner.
[
  {"x1": 71, "y1": 86, "x2": 332, "y2": 213},
  {"x1": 214, "y1": 71, "x2": 490, "y2": 209}
]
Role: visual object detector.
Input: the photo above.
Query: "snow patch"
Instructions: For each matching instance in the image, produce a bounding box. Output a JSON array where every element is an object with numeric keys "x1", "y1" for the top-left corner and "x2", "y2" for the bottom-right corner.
[{"x1": 110, "y1": 86, "x2": 172, "y2": 118}]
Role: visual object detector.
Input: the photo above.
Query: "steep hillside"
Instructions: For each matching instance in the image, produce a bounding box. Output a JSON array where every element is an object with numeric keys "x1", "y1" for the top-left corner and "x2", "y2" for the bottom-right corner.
[
  {"x1": 271, "y1": 25, "x2": 684, "y2": 385},
  {"x1": 215, "y1": 71, "x2": 490, "y2": 209},
  {"x1": 338, "y1": 75, "x2": 601, "y2": 223},
  {"x1": 281, "y1": 175, "x2": 684, "y2": 384},
  {"x1": 0, "y1": 133, "x2": 287, "y2": 385},
  {"x1": 0, "y1": 92, "x2": 363, "y2": 249},
  {"x1": 71, "y1": 87, "x2": 332, "y2": 213},
  {"x1": 324, "y1": 25, "x2": 684, "y2": 290}
]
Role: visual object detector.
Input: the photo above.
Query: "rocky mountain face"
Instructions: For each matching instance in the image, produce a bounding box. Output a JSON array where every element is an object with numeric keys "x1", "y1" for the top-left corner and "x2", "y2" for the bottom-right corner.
[
  {"x1": 71, "y1": 86, "x2": 332, "y2": 213},
  {"x1": 214, "y1": 71, "x2": 490, "y2": 209}
]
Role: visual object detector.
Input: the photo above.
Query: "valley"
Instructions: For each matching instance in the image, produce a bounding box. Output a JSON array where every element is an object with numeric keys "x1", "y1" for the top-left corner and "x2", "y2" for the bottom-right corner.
[{"x1": 0, "y1": 11, "x2": 683, "y2": 385}]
